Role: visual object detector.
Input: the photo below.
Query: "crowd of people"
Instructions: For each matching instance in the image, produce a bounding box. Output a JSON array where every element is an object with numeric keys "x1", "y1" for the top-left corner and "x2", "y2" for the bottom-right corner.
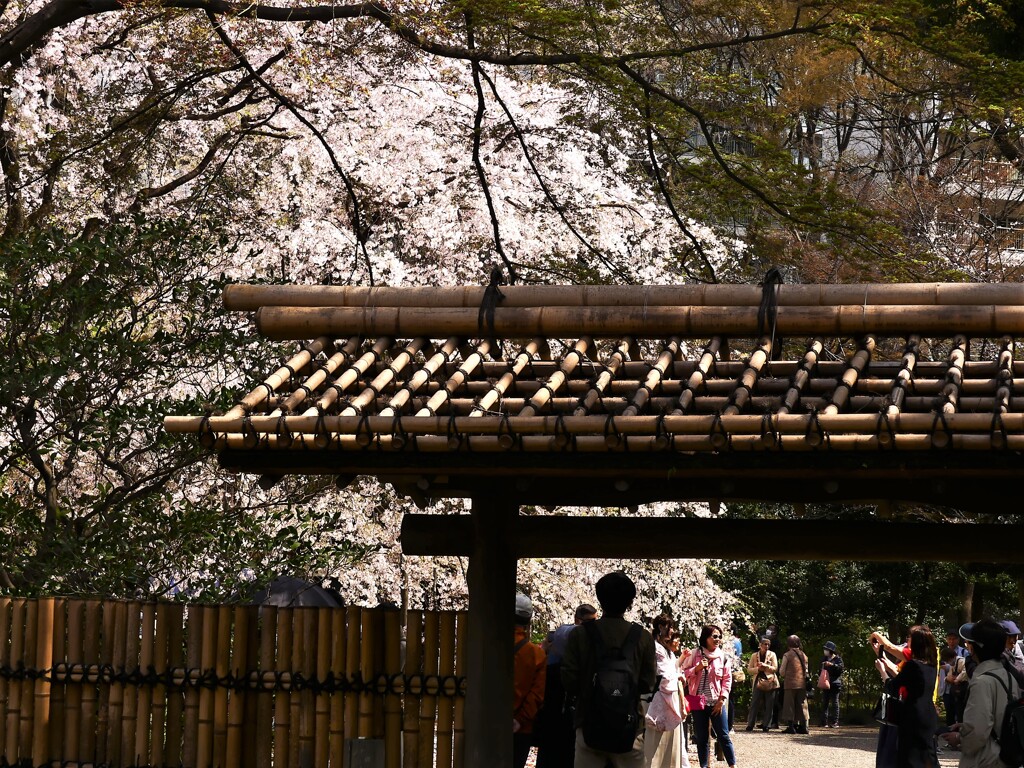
[{"x1": 513, "y1": 573, "x2": 1024, "y2": 768}]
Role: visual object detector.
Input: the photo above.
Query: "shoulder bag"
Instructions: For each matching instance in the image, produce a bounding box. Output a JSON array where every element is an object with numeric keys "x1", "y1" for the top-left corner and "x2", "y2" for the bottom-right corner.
[{"x1": 684, "y1": 649, "x2": 708, "y2": 711}]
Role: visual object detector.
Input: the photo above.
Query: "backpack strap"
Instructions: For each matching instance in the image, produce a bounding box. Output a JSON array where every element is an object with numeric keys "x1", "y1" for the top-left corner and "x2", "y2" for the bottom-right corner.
[
  {"x1": 621, "y1": 623, "x2": 642, "y2": 659},
  {"x1": 514, "y1": 638, "x2": 529, "y2": 656},
  {"x1": 980, "y1": 670, "x2": 1015, "y2": 745}
]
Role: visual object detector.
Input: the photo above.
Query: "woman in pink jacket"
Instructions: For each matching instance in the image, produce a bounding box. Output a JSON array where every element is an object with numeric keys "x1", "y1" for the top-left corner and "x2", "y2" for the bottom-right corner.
[{"x1": 682, "y1": 624, "x2": 738, "y2": 768}]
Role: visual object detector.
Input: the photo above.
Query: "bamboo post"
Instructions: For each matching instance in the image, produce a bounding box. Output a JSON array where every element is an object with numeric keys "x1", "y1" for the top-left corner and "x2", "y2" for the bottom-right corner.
[
  {"x1": 435, "y1": 612, "x2": 457, "y2": 768},
  {"x1": 0, "y1": 596, "x2": 10, "y2": 758},
  {"x1": 293, "y1": 608, "x2": 312, "y2": 768},
  {"x1": 81, "y1": 599, "x2": 101, "y2": 762},
  {"x1": 47, "y1": 598, "x2": 66, "y2": 765},
  {"x1": 183, "y1": 605, "x2": 204, "y2": 768},
  {"x1": 62, "y1": 600, "x2": 84, "y2": 762},
  {"x1": 4, "y1": 599, "x2": 25, "y2": 763},
  {"x1": 344, "y1": 605, "x2": 361, "y2": 748},
  {"x1": 104, "y1": 600, "x2": 128, "y2": 765},
  {"x1": 373, "y1": 609, "x2": 385, "y2": 737},
  {"x1": 256, "y1": 606, "x2": 277, "y2": 768},
  {"x1": 383, "y1": 607, "x2": 402, "y2": 768},
  {"x1": 274, "y1": 607, "x2": 294, "y2": 767},
  {"x1": 19, "y1": 599, "x2": 38, "y2": 763},
  {"x1": 242, "y1": 605, "x2": 261, "y2": 767},
  {"x1": 226, "y1": 605, "x2": 249, "y2": 767},
  {"x1": 402, "y1": 610, "x2": 422, "y2": 768},
  {"x1": 213, "y1": 605, "x2": 231, "y2": 768},
  {"x1": 328, "y1": 608, "x2": 346, "y2": 768},
  {"x1": 453, "y1": 612, "x2": 467, "y2": 768},
  {"x1": 134, "y1": 603, "x2": 155, "y2": 765},
  {"x1": 417, "y1": 610, "x2": 440, "y2": 768},
  {"x1": 163, "y1": 604, "x2": 186, "y2": 768},
  {"x1": 150, "y1": 603, "x2": 170, "y2": 768},
  {"x1": 358, "y1": 607, "x2": 376, "y2": 739},
  {"x1": 196, "y1": 605, "x2": 218, "y2": 767},
  {"x1": 121, "y1": 601, "x2": 142, "y2": 764},
  {"x1": 315, "y1": 608, "x2": 333, "y2": 768}
]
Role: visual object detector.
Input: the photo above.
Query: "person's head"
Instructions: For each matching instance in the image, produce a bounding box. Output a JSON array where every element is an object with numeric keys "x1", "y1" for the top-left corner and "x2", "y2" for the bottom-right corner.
[
  {"x1": 787, "y1": 634, "x2": 802, "y2": 650},
  {"x1": 699, "y1": 624, "x2": 724, "y2": 651},
  {"x1": 595, "y1": 571, "x2": 636, "y2": 617},
  {"x1": 514, "y1": 593, "x2": 533, "y2": 627},
  {"x1": 669, "y1": 630, "x2": 682, "y2": 654},
  {"x1": 945, "y1": 631, "x2": 960, "y2": 649},
  {"x1": 574, "y1": 603, "x2": 597, "y2": 624},
  {"x1": 961, "y1": 619, "x2": 1008, "y2": 663},
  {"x1": 939, "y1": 647, "x2": 956, "y2": 664},
  {"x1": 759, "y1": 636, "x2": 771, "y2": 652},
  {"x1": 823, "y1": 641, "x2": 837, "y2": 657},
  {"x1": 652, "y1": 613, "x2": 674, "y2": 642},
  {"x1": 1000, "y1": 620, "x2": 1021, "y2": 649},
  {"x1": 908, "y1": 625, "x2": 937, "y2": 665}
]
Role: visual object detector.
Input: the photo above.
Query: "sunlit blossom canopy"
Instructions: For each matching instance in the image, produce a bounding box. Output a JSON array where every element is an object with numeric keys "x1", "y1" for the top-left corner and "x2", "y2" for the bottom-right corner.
[{"x1": 164, "y1": 282, "x2": 1024, "y2": 509}]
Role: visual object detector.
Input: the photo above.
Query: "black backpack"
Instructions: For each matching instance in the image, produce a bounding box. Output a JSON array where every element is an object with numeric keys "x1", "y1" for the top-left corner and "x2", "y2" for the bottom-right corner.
[
  {"x1": 981, "y1": 662, "x2": 1024, "y2": 768},
  {"x1": 581, "y1": 621, "x2": 643, "y2": 754}
]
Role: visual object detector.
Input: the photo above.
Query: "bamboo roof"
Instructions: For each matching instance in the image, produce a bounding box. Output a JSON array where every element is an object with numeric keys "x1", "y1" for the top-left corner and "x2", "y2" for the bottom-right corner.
[{"x1": 164, "y1": 282, "x2": 1024, "y2": 508}]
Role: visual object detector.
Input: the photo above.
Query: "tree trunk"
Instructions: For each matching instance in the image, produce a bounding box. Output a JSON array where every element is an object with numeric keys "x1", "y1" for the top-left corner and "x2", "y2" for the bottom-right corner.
[{"x1": 961, "y1": 579, "x2": 975, "y2": 623}]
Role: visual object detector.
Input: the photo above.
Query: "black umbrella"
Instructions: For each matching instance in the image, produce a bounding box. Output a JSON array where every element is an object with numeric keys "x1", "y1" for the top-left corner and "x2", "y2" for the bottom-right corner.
[{"x1": 247, "y1": 575, "x2": 345, "y2": 608}]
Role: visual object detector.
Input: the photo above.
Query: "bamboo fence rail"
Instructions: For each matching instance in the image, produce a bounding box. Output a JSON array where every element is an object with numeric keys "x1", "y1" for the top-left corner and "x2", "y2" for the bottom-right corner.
[{"x1": 0, "y1": 599, "x2": 466, "y2": 768}]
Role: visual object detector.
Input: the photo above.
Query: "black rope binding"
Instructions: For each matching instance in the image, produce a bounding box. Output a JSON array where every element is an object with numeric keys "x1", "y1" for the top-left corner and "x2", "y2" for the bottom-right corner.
[
  {"x1": 757, "y1": 268, "x2": 784, "y2": 360},
  {"x1": 477, "y1": 266, "x2": 507, "y2": 340}
]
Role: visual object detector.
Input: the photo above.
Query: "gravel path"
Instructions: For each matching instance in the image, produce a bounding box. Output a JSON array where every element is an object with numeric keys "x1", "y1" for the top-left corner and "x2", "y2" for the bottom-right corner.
[{"x1": 722, "y1": 725, "x2": 959, "y2": 768}]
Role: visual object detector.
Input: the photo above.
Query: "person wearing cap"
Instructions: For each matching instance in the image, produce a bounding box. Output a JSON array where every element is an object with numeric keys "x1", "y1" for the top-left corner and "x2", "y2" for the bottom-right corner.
[
  {"x1": 513, "y1": 593, "x2": 547, "y2": 768},
  {"x1": 819, "y1": 641, "x2": 845, "y2": 728},
  {"x1": 942, "y1": 618, "x2": 1022, "y2": 766},
  {"x1": 561, "y1": 571, "x2": 657, "y2": 768},
  {"x1": 1001, "y1": 620, "x2": 1024, "y2": 667}
]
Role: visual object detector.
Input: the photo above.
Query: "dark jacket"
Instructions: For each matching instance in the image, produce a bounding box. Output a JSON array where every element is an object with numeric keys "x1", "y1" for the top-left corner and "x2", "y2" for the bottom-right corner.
[
  {"x1": 820, "y1": 653, "x2": 844, "y2": 685},
  {"x1": 560, "y1": 616, "x2": 657, "y2": 731}
]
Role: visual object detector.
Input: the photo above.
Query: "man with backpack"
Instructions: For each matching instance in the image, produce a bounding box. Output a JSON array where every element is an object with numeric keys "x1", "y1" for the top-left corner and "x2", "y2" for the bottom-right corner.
[
  {"x1": 943, "y1": 619, "x2": 1024, "y2": 768},
  {"x1": 561, "y1": 571, "x2": 657, "y2": 767}
]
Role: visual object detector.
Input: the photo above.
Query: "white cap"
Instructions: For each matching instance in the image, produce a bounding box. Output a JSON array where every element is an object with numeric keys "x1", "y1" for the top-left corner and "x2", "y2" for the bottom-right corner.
[{"x1": 515, "y1": 593, "x2": 533, "y2": 623}]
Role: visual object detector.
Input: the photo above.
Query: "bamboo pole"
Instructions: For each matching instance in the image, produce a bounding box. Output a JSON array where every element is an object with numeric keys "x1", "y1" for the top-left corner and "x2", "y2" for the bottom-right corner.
[
  {"x1": 213, "y1": 604, "x2": 232, "y2": 768},
  {"x1": 81, "y1": 599, "x2": 101, "y2": 762},
  {"x1": 358, "y1": 607, "x2": 376, "y2": 739},
  {"x1": 135, "y1": 606, "x2": 156, "y2": 765},
  {"x1": 150, "y1": 603, "x2": 170, "y2": 768},
  {"x1": 47, "y1": 598, "x2": 66, "y2": 765},
  {"x1": 274, "y1": 607, "x2": 294, "y2": 768},
  {"x1": 62, "y1": 600, "x2": 84, "y2": 763},
  {"x1": 383, "y1": 607, "x2": 402, "y2": 768},
  {"x1": 225, "y1": 282, "x2": 1024, "y2": 311},
  {"x1": 435, "y1": 612, "x2": 457, "y2": 768},
  {"x1": 402, "y1": 610, "x2": 422, "y2": 768},
  {"x1": 379, "y1": 338, "x2": 464, "y2": 418},
  {"x1": 224, "y1": 336, "x2": 333, "y2": 418},
  {"x1": 4, "y1": 599, "x2": 25, "y2": 763},
  {"x1": 314, "y1": 337, "x2": 393, "y2": 414},
  {"x1": 344, "y1": 605, "x2": 361, "y2": 750},
  {"x1": 195, "y1": 605, "x2": 218, "y2": 768},
  {"x1": 328, "y1": 608, "x2": 346, "y2": 768},
  {"x1": 163, "y1": 604, "x2": 186, "y2": 768},
  {"x1": 294, "y1": 608, "x2": 314, "y2": 768},
  {"x1": 254, "y1": 303, "x2": 1024, "y2": 340},
  {"x1": 315, "y1": 607, "x2": 333, "y2": 768},
  {"x1": 373, "y1": 609, "x2": 385, "y2": 738},
  {"x1": 0, "y1": 596, "x2": 9, "y2": 759},
  {"x1": 281, "y1": 336, "x2": 362, "y2": 413},
  {"x1": 30, "y1": 597, "x2": 55, "y2": 768},
  {"x1": 256, "y1": 606, "x2": 277, "y2": 768},
  {"x1": 19, "y1": 599, "x2": 37, "y2": 763},
  {"x1": 226, "y1": 605, "x2": 249, "y2": 768},
  {"x1": 417, "y1": 610, "x2": 439, "y2": 768},
  {"x1": 167, "y1": 410, "x2": 1024, "y2": 438},
  {"x1": 453, "y1": 612, "x2": 467, "y2": 768},
  {"x1": 242, "y1": 605, "x2": 261, "y2": 767},
  {"x1": 183, "y1": 605, "x2": 204, "y2": 768},
  {"x1": 103, "y1": 601, "x2": 128, "y2": 765},
  {"x1": 121, "y1": 601, "x2": 142, "y2": 764}
]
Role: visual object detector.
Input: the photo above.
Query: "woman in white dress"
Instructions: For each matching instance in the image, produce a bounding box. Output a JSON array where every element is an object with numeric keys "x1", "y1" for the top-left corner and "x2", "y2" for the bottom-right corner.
[{"x1": 645, "y1": 615, "x2": 691, "y2": 768}]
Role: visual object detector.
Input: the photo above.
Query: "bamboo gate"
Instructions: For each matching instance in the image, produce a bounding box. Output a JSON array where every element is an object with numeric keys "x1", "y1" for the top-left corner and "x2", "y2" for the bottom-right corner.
[
  {"x1": 0, "y1": 598, "x2": 465, "y2": 768},
  {"x1": 163, "y1": 281, "x2": 1024, "y2": 766}
]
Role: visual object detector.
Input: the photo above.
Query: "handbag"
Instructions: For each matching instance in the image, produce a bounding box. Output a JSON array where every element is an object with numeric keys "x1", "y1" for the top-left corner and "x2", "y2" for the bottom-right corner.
[
  {"x1": 817, "y1": 667, "x2": 831, "y2": 691},
  {"x1": 646, "y1": 686, "x2": 683, "y2": 732},
  {"x1": 872, "y1": 689, "x2": 901, "y2": 725}
]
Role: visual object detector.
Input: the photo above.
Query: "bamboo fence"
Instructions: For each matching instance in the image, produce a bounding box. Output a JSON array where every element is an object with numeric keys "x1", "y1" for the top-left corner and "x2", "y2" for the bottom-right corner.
[{"x1": 0, "y1": 599, "x2": 466, "y2": 768}]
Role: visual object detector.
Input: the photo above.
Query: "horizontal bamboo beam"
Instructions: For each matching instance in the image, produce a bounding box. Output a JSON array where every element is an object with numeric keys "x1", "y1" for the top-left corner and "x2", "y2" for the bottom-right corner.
[
  {"x1": 164, "y1": 411, "x2": 1024, "y2": 437},
  {"x1": 399, "y1": 515, "x2": 1024, "y2": 563},
  {"x1": 225, "y1": 283, "x2": 1024, "y2": 311},
  {"x1": 253, "y1": 305, "x2": 1024, "y2": 340}
]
